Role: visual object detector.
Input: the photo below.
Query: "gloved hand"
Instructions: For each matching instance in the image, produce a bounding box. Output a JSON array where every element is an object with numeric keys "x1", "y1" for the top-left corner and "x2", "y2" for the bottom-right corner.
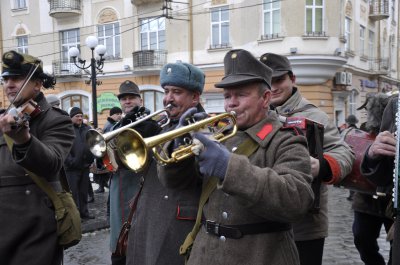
[
  {"x1": 120, "y1": 106, "x2": 146, "y2": 126},
  {"x1": 193, "y1": 132, "x2": 230, "y2": 180},
  {"x1": 174, "y1": 107, "x2": 208, "y2": 148}
]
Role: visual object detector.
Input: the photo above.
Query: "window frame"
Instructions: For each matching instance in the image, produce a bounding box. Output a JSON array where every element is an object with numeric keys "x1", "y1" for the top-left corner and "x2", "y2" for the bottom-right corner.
[
  {"x1": 262, "y1": 0, "x2": 281, "y2": 37},
  {"x1": 97, "y1": 21, "x2": 121, "y2": 60},
  {"x1": 60, "y1": 29, "x2": 80, "y2": 62},
  {"x1": 368, "y1": 30, "x2": 375, "y2": 58},
  {"x1": 359, "y1": 25, "x2": 365, "y2": 56},
  {"x1": 16, "y1": 35, "x2": 28, "y2": 54},
  {"x1": 210, "y1": 5, "x2": 230, "y2": 49},
  {"x1": 13, "y1": 0, "x2": 27, "y2": 10},
  {"x1": 344, "y1": 17, "x2": 352, "y2": 51},
  {"x1": 305, "y1": 0, "x2": 324, "y2": 34},
  {"x1": 140, "y1": 17, "x2": 166, "y2": 50}
]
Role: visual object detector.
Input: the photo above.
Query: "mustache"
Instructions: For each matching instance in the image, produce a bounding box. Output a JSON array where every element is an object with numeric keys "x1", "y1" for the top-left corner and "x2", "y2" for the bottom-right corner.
[{"x1": 166, "y1": 103, "x2": 177, "y2": 108}]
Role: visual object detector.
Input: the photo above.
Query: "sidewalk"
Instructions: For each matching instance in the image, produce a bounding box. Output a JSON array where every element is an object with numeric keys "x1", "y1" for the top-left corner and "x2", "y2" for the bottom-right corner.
[{"x1": 82, "y1": 184, "x2": 110, "y2": 233}]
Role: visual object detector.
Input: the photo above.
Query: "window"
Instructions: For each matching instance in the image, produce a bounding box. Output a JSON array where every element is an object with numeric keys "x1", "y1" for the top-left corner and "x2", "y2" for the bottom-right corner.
[
  {"x1": 140, "y1": 17, "x2": 165, "y2": 50},
  {"x1": 345, "y1": 17, "x2": 351, "y2": 51},
  {"x1": 368, "y1": 30, "x2": 374, "y2": 58},
  {"x1": 98, "y1": 22, "x2": 121, "y2": 60},
  {"x1": 263, "y1": 0, "x2": 280, "y2": 37},
  {"x1": 17, "y1": 35, "x2": 28, "y2": 54},
  {"x1": 142, "y1": 90, "x2": 164, "y2": 113},
  {"x1": 60, "y1": 29, "x2": 80, "y2": 62},
  {"x1": 210, "y1": 6, "x2": 230, "y2": 48},
  {"x1": 61, "y1": 94, "x2": 89, "y2": 116},
  {"x1": 305, "y1": 0, "x2": 324, "y2": 34},
  {"x1": 13, "y1": 0, "x2": 26, "y2": 9},
  {"x1": 359, "y1": 26, "x2": 365, "y2": 55}
]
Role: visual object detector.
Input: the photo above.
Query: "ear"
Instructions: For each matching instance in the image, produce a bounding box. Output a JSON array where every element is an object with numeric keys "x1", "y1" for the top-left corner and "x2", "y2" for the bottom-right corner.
[
  {"x1": 33, "y1": 79, "x2": 42, "y2": 92},
  {"x1": 290, "y1": 74, "x2": 296, "y2": 84},
  {"x1": 192, "y1": 91, "x2": 200, "y2": 106},
  {"x1": 262, "y1": 89, "x2": 272, "y2": 110}
]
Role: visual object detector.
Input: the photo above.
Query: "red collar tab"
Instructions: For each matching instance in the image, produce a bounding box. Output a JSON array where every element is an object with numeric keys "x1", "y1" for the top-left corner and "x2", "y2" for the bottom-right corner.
[{"x1": 256, "y1": 124, "x2": 273, "y2": 140}]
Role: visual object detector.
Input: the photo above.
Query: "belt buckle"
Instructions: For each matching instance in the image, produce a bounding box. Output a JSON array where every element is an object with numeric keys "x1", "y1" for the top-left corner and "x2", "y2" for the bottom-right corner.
[{"x1": 205, "y1": 220, "x2": 219, "y2": 236}]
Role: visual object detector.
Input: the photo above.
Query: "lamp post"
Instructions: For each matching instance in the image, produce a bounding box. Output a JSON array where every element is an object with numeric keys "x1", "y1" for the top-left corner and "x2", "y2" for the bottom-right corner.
[{"x1": 68, "y1": 36, "x2": 106, "y2": 129}]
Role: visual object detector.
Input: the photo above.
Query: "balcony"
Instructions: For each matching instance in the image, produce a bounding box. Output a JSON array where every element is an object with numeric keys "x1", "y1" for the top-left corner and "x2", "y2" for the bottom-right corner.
[
  {"x1": 132, "y1": 50, "x2": 167, "y2": 70},
  {"x1": 49, "y1": 0, "x2": 81, "y2": 18},
  {"x1": 369, "y1": 0, "x2": 389, "y2": 21},
  {"x1": 368, "y1": 58, "x2": 389, "y2": 74},
  {"x1": 52, "y1": 60, "x2": 82, "y2": 77},
  {"x1": 131, "y1": 0, "x2": 162, "y2": 6}
]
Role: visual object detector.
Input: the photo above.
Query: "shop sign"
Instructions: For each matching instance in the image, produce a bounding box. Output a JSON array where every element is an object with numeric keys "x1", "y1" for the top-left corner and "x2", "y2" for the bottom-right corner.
[{"x1": 97, "y1": 92, "x2": 120, "y2": 113}]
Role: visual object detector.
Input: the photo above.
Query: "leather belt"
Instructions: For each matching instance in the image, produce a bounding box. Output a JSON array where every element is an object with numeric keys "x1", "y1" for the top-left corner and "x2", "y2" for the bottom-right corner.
[
  {"x1": 0, "y1": 175, "x2": 34, "y2": 187},
  {"x1": 202, "y1": 220, "x2": 291, "y2": 239}
]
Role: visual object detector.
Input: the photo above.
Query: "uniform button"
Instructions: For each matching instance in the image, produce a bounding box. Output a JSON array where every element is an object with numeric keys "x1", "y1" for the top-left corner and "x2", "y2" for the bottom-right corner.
[
  {"x1": 163, "y1": 195, "x2": 168, "y2": 200},
  {"x1": 219, "y1": 236, "x2": 226, "y2": 242},
  {"x1": 222, "y1": 212, "x2": 228, "y2": 219},
  {"x1": 25, "y1": 189, "x2": 31, "y2": 195}
]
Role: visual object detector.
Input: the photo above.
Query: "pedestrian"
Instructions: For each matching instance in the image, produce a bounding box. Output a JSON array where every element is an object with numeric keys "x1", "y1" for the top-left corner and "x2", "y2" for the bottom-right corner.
[
  {"x1": 159, "y1": 49, "x2": 314, "y2": 265},
  {"x1": 0, "y1": 50, "x2": 75, "y2": 265},
  {"x1": 64, "y1": 106, "x2": 95, "y2": 219},
  {"x1": 359, "y1": 95, "x2": 397, "y2": 265},
  {"x1": 46, "y1": 94, "x2": 61, "y2": 108},
  {"x1": 108, "y1": 80, "x2": 161, "y2": 265},
  {"x1": 126, "y1": 62, "x2": 205, "y2": 265},
  {"x1": 260, "y1": 52, "x2": 354, "y2": 265},
  {"x1": 103, "y1": 106, "x2": 122, "y2": 133},
  {"x1": 342, "y1": 114, "x2": 359, "y2": 201}
]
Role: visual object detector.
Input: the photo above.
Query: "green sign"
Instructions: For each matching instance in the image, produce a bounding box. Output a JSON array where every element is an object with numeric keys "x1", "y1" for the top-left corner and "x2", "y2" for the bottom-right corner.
[{"x1": 97, "y1": 92, "x2": 120, "y2": 113}]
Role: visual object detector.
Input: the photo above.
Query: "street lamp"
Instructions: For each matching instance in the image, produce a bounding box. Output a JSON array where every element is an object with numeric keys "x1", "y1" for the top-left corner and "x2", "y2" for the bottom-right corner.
[{"x1": 68, "y1": 36, "x2": 106, "y2": 128}]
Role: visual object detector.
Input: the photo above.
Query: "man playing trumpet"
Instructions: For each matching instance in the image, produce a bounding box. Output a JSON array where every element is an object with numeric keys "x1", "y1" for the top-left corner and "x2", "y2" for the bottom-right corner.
[
  {"x1": 126, "y1": 62, "x2": 206, "y2": 265},
  {"x1": 158, "y1": 49, "x2": 314, "y2": 265}
]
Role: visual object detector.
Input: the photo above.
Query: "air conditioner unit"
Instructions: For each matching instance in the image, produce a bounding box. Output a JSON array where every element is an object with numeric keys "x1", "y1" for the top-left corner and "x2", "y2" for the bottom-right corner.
[
  {"x1": 346, "y1": 72, "x2": 353, "y2": 86},
  {"x1": 335, "y1": 72, "x2": 347, "y2": 85}
]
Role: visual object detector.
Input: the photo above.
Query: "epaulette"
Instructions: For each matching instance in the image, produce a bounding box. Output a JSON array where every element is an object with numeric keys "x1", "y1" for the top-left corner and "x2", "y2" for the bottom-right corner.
[{"x1": 280, "y1": 125, "x2": 304, "y2": 137}]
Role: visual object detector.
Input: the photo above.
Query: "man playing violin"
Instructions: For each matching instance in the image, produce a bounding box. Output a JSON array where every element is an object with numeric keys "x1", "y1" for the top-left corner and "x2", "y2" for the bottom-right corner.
[
  {"x1": 0, "y1": 50, "x2": 75, "y2": 265},
  {"x1": 157, "y1": 49, "x2": 314, "y2": 265},
  {"x1": 126, "y1": 62, "x2": 205, "y2": 265}
]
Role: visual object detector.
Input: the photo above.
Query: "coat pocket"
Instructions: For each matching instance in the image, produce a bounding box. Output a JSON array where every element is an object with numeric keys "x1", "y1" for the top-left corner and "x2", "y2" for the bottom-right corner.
[{"x1": 176, "y1": 201, "x2": 198, "y2": 221}]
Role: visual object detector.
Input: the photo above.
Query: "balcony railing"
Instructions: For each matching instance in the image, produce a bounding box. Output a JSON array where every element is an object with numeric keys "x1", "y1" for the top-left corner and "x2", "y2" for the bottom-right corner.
[
  {"x1": 368, "y1": 58, "x2": 389, "y2": 73},
  {"x1": 49, "y1": 0, "x2": 81, "y2": 18},
  {"x1": 260, "y1": 33, "x2": 281, "y2": 40},
  {"x1": 369, "y1": 0, "x2": 389, "y2": 21},
  {"x1": 52, "y1": 60, "x2": 82, "y2": 76},
  {"x1": 132, "y1": 50, "x2": 167, "y2": 69},
  {"x1": 303, "y1": 31, "x2": 327, "y2": 38},
  {"x1": 209, "y1": 43, "x2": 231, "y2": 50}
]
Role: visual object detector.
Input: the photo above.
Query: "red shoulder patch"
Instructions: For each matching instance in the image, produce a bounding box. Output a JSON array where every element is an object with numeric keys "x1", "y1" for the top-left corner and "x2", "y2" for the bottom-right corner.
[{"x1": 256, "y1": 124, "x2": 273, "y2": 140}]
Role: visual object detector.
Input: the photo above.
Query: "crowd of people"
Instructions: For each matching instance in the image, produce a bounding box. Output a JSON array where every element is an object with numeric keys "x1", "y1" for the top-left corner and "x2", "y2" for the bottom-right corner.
[{"x1": 0, "y1": 49, "x2": 397, "y2": 265}]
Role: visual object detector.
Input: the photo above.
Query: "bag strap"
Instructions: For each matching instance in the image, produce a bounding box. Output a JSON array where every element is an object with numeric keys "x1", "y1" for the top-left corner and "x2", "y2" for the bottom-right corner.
[
  {"x1": 3, "y1": 135, "x2": 64, "y2": 211},
  {"x1": 309, "y1": 123, "x2": 324, "y2": 214},
  {"x1": 180, "y1": 136, "x2": 259, "y2": 258},
  {"x1": 282, "y1": 104, "x2": 316, "y2": 116}
]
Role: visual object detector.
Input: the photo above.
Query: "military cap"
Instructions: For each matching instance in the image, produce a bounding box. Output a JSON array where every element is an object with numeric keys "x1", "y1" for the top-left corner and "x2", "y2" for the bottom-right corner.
[
  {"x1": 1, "y1": 50, "x2": 43, "y2": 77},
  {"x1": 160, "y1": 62, "x2": 205, "y2": 94},
  {"x1": 117, "y1": 80, "x2": 141, "y2": 100},
  {"x1": 215, "y1": 49, "x2": 272, "y2": 89},
  {"x1": 260, "y1": 53, "x2": 292, "y2": 78}
]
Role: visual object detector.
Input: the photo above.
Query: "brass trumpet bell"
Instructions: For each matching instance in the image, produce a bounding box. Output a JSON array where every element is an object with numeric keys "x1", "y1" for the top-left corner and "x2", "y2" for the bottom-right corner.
[{"x1": 116, "y1": 111, "x2": 237, "y2": 172}]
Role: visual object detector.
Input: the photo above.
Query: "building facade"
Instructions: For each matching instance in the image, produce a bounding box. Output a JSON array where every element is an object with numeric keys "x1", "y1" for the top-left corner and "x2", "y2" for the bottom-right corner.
[{"x1": 0, "y1": 0, "x2": 398, "y2": 128}]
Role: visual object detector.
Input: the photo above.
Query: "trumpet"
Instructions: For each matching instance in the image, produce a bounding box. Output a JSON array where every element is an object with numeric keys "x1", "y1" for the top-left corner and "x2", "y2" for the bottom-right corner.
[
  {"x1": 115, "y1": 111, "x2": 237, "y2": 172},
  {"x1": 86, "y1": 104, "x2": 171, "y2": 158}
]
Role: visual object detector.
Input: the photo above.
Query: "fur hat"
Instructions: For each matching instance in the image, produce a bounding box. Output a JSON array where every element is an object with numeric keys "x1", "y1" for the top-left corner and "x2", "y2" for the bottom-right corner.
[
  {"x1": 69, "y1": 107, "x2": 83, "y2": 118},
  {"x1": 260, "y1": 53, "x2": 293, "y2": 77},
  {"x1": 215, "y1": 49, "x2": 272, "y2": 89},
  {"x1": 109, "y1": 106, "x2": 122, "y2": 116},
  {"x1": 160, "y1": 62, "x2": 205, "y2": 94},
  {"x1": 118, "y1": 80, "x2": 141, "y2": 100},
  {"x1": 46, "y1": 94, "x2": 60, "y2": 107}
]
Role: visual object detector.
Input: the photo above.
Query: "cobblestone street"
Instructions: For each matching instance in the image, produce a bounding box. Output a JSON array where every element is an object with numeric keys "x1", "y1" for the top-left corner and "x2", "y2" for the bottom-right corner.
[{"x1": 64, "y1": 185, "x2": 391, "y2": 265}]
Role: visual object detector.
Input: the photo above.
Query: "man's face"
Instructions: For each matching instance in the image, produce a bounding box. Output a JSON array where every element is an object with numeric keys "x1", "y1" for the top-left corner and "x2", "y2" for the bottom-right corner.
[
  {"x1": 119, "y1": 95, "x2": 142, "y2": 114},
  {"x1": 71, "y1": 113, "x2": 83, "y2": 126},
  {"x1": 2, "y1": 75, "x2": 41, "y2": 106},
  {"x1": 163, "y1": 86, "x2": 200, "y2": 119},
  {"x1": 111, "y1": 113, "x2": 122, "y2": 122},
  {"x1": 223, "y1": 82, "x2": 271, "y2": 130},
  {"x1": 270, "y1": 74, "x2": 295, "y2": 107}
]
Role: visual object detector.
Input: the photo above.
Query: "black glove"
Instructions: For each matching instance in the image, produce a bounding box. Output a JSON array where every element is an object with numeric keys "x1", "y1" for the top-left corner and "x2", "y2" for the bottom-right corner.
[
  {"x1": 120, "y1": 106, "x2": 146, "y2": 126},
  {"x1": 174, "y1": 107, "x2": 208, "y2": 149}
]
